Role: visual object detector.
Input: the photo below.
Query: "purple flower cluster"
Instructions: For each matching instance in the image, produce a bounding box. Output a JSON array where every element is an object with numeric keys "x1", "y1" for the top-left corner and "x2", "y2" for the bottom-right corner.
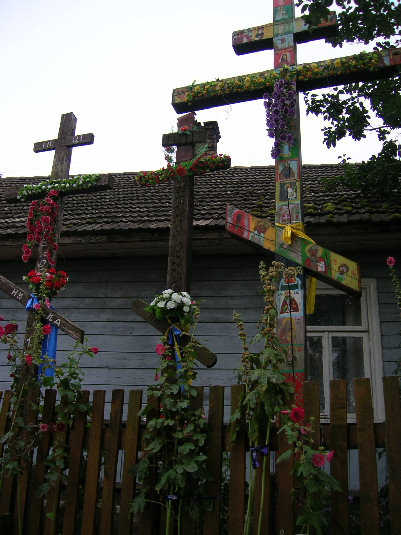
[{"x1": 264, "y1": 80, "x2": 297, "y2": 159}]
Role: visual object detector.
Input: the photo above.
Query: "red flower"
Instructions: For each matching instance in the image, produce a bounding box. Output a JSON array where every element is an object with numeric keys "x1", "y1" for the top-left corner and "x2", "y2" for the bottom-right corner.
[
  {"x1": 387, "y1": 256, "x2": 395, "y2": 267},
  {"x1": 176, "y1": 165, "x2": 187, "y2": 177},
  {"x1": 40, "y1": 423, "x2": 48, "y2": 432},
  {"x1": 289, "y1": 407, "x2": 305, "y2": 423},
  {"x1": 326, "y1": 450, "x2": 334, "y2": 462},
  {"x1": 312, "y1": 453, "x2": 326, "y2": 467},
  {"x1": 22, "y1": 255, "x2": 29, "y2": 262},
  {"x1": 0, "y1": 326, "x2": 4, "y2": 336},
  {"x1": 4, "y1": 323, "x2": 17, "y2": 335},
  {"x1": 49, "y1": 423, "x2": 56, "y2": 433},
  {"x1": 48, "y1": 268, "x2": 56, "y2": 274},
  {"x1": 7, "y1": 354, "x2": 12, "y2": 361},
  {"x1": 42, "y1": 324, "x2": 51, "y2": 335},
  {"x1": 89, "y1": 347, "x2": 99, "y2": 354},
  {"x1": 155, "y1": 344, "x2": 166, "y2": 355},
  {"x1": 180, "y1": 126, "x2": 189, "y2": 132},
  {"x1": 28, "y1": 270, "x2": 36, "y2": 277},
  {"x1": 25, "y1": 354, "x2": 33, "y2": 366}
]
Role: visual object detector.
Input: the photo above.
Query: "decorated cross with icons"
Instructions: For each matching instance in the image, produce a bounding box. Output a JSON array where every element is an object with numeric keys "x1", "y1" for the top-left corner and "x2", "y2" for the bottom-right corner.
[
  {"x1": 132, "y1": 113, "x2": 231, "y2": 369},
  {"x1": 1, "y1": 112, "x2": 114, "y2": 353},
  {"x1": 169, "y1": 3, "x2": 401, "y2": 403}
]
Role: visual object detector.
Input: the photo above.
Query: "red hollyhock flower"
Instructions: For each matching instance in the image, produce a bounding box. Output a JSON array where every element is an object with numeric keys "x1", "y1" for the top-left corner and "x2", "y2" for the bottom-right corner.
[
  {"x1": 4, "y1": 323, "x2": 17, "y2": 335},
  {"x1": 289, "y1": 407, "x2": 305, "y2": 423},
  {"x1": 40, "y1": 423, "x2": 48, "y2": 432},
  {"x1": 89, "y1": 347, "x2": 99, "y2": 354},
  {"x1": 0, "y1": 326, "x2": 5, "y2": 336},
  {"x1": 42, "y1": 324, "x2": 51, "y2": 335},
  {"x1": 312, "y1": 453, "x2": 325, "y2": 467}
]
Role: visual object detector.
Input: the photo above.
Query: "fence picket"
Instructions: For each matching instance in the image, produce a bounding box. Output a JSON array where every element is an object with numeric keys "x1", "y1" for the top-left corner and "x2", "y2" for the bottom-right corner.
[
  {"x1": 330, "y1": 379, "x2": 349, "y2": 535},
  {"x1": 62, "y1": 391, "x2": 90, "y2": 535},
  {"x1": 383, "y1": 376, "x2": 401, "y2": 534},
  {"x1": 118, "y1": 389, "x2": 142, "y2": 535},
  {"x1": 228, "y1": 384, "x2": 245, "y2": 535},
  {"x1": 203, "y1": 385, "x2": 224, "y2": 535},
  {"x1": 354, "y1": 378, "x2": 380, "y2": 535},
  {"x1": 99, "y1": 389, "x2": 124, "y2": 535},
  {"x1": 26, "y1": 389, "x2": 56, "y2": 535},
  {"x1": 80, "y1": 390, "x2": 105, "y2": 535}
]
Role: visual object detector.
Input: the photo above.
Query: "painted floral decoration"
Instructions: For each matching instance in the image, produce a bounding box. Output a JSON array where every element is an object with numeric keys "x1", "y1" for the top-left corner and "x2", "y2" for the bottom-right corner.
[{"x1": 17, "y1": 174, "x2": 101, "y2": 200}]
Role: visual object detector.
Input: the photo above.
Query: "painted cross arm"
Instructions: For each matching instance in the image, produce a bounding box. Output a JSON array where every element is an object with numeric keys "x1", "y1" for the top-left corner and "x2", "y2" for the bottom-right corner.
[
  {"x1": 0, "y1": 274, "x2": 84, "y2": 342},
  {"x1": 33, "y1": 133, "x2": 94, "y2": 153},
  {"x1": 225, "y1": 205, "x2": 361, "y2": 296},
  {"x1": 3, "y1": 174, "x2": 114, "y2": 203},
  {"x1": 172, "y1": 47, "x2": 401, "y2": 113},
  {"x1": 131, "y1": 299, "x2": 217, "y2": 368},
  {"x1": 232, "y1": 11, "x2": 337, "y2": 55}
]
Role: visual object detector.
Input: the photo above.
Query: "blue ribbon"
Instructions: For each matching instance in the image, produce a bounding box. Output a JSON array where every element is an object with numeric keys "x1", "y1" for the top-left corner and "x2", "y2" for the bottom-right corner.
[
  {"x1": 26, "y1": 294, "x2": 58, "y2": 378},
  {"x1": 167, "y1": 325, "x2": 183, "y2": 391},
  {"x1": 250, "y1": 446, "x2": 269, "y2": 469}
]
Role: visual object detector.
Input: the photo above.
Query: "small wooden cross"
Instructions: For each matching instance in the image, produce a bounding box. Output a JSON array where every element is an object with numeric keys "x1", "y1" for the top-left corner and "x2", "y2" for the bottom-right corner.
[
  {"x1": 167, "y1": 6, "x2": 401, "y2": 402},
  {"x1": 1, "y1": 112, "x2": 113, "y2": 351},
  {"x1": 132, "y1": 114, "x2": 222, "y2": 368}
]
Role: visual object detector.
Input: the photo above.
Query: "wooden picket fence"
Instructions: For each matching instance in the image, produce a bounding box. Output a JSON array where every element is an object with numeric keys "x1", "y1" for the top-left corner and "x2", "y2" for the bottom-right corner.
[{"x1": 0, "y1": 377, "x2": 400, "y2": 535}]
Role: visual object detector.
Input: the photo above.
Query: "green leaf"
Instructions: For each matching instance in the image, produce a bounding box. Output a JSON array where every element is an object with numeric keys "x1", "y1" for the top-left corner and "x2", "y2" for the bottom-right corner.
[{"x1": 277, "y1": 449, "x2": 292, "y2": 463}]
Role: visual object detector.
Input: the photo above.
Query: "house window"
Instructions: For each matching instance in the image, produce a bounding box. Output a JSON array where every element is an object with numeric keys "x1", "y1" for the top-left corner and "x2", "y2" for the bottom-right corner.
[{"x1": 306, "y1": 278, "x2": 384, "y2": 421}]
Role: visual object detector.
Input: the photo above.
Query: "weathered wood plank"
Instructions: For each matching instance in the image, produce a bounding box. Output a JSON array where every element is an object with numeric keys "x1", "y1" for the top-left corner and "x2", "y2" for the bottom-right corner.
[
  {"x1": 0, "y1": 274, "x2": 84, "y2": 342},
  {"x1": 354, "y1": 378, "x2": 380, "y2": 535},
  {"x1": 62, "y1": 391, "x2": 89, "y2": 535},
  {"x1": 0, "y1": 390, "x2": 13, "y2": 531},
  {"x1": 329, "y1": 379, "x2": 348, "y2": 535},
  {"x1": 80, "y1": 390, "x2": 105, "y2": 535},
  {"x1": 228, "y1": 384, "x2": 245, "y2": 535},
  {"x1": 118, "y1": 389, "x2": 142, "y2": 535},
  {"x1": 26, "y1": 389, "x2": 56, "y2": 535},
  {"x1": 131, "y1": 299, "x2": 217, "y2": 368},
  {"x1": 33, "y1": 133, "x2": 94, "y2": 153},
  {"x1": 203, "y1": 386, "x2": 224, "y2": 535},
  {"x1": 99, "y1": 389, "x2": 124, "y2": 535},
  {"x1": 383, "y1": 376, "x2": 401, "y2": 535}
]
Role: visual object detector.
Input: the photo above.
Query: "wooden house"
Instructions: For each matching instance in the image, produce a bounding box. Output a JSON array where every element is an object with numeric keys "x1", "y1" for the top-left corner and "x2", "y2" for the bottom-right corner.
[{"x1": 1, "y1": 166, "x2": 400, "y2": 424}]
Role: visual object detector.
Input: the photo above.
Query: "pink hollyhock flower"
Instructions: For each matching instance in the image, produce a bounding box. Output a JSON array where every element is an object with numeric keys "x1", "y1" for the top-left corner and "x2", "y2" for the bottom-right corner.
[
  {"x1": 7, "y1": 354, "x2": 12, "y2": 361},
  {"x1": 40, "y1": 423, "x2": 48, "y2": 432},
  {"x1": 326, "y1": 450, "x2": 334, "y2": 462},
  {"x1": 289, "y1": 407, "x2": 305, "y2": 424},
  {"x1": 165, "y1": 355, "x2": 172, "y2": 361},
  {"x1": 89, "y1": 347, "x2": 99, "y2": 355},
  {"x1": 0, "y1": 326, "x2": 4, "y2": 336},
  {"x1": 45, "y1": 298, "x2": 51, "y2": 307},
  {"x1": 280, "y1": 410, "x2": 289, "y2": 414},
  {"x1": 42, "y1": 324, "x2": 51, "y2": 335},
  {"x1": 33, "y1": 303, "x2": 41, "y2": 310},
  {"x1": 312, "y1": 453, "x2": 326, "y2": 467},
  {"x1": 155, "y1": 343, "x2": 166, "y2": 355},
  {"x1": 25, "y1": 354, "x2": 33, "y2": 366},
  {"x1": 387, "y1": 256, "x2": 395, "y2": 267},
  {"x1": 22, "y1": 255, "x2": 29, "y2": 262}
]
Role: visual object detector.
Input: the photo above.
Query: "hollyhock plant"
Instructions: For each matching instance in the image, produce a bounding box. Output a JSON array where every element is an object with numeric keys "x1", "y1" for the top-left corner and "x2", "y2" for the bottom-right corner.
[{"x1": 278, "y1": 407, "x2": 340, "y2": 534}]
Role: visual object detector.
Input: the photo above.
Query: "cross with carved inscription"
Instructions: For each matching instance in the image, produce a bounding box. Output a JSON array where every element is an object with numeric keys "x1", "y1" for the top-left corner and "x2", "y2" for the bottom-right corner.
[
  {"x1": 1, "y1": 112, "x2": 114, "y2": 350},
  {"x1": 132, "y1": 113, "x2": 224, "y2": 369},
  {"x1": 168, "y1": 6, "x2": 401, "y2": 402}
]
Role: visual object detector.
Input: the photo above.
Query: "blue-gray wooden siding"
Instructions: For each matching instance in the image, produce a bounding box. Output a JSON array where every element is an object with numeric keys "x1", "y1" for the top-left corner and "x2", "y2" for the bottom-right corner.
[{"x1": 0, "y1": 252, "x2": 400, "y2": 421}]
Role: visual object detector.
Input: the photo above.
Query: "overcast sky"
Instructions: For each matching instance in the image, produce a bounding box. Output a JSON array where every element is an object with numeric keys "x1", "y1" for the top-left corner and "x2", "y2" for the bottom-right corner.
[{"x1": 1, "y1": 0, "x2": 385, "y2": 178}]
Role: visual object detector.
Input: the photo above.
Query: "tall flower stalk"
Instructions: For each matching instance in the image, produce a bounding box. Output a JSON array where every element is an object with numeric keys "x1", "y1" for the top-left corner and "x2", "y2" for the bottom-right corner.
[{"x1": 231, "y1": 261, "x2": 293, "y2": 535}]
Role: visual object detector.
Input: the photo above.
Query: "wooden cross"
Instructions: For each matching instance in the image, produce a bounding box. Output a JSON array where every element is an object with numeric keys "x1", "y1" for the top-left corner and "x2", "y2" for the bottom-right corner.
[
  {"x1": 132, "y1": 113, "x2": 222, "y2": 369},
  {"x1": 167, "y1": 6, "x2": 401, "y2": 401},
  {"x1": 1, "y1": 112, "x2": 113, "y2": 350}
]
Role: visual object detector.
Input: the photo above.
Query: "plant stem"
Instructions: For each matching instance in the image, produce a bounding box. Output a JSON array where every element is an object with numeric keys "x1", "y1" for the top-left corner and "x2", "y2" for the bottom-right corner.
[
  {"x1": 256, "y1": 422, "x2": 271, "y2": 535},
  {"x1": 165, "y1": 500, "x2": 172, "y2": 535},
  {"x1": 243, "y1": 456, "x2": 255, "y2": 535}
]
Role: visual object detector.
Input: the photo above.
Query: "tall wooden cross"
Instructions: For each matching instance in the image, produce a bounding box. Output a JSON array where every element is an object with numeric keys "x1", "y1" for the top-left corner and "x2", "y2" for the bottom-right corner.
[
  {"x1": 1, "y1": 112, "x2": 114, "y2": 350},
  {"x1": 132, "y1": 114, "x2": 223, "y2": 369},
  {"x1": 166, "y1": 7, "x2": 401, "y2": 401}
]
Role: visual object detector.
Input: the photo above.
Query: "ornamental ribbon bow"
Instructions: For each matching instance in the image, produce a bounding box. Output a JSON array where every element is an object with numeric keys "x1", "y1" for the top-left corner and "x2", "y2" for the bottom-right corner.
[
  {"x1": 26, "y1": 295, "x2": 57, "y2": 378},
  {"x1": 275, "y1": 222, "x2": 316, "y2": 315},
  {"x1": 166, "y1": 323, "x2": 192, "y2": 391}
]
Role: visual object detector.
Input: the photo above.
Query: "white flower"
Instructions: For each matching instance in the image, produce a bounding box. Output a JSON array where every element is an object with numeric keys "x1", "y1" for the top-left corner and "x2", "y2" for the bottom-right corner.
[
  {"x1": 157, "y1": 301, "x2": 166, "y2": 308},
  {"x1": 183, "y1": 306, "x2": 190, "y2": 312},
  {"x1": 150, "y1": 299, "x2": 156, "y2": 306},
  {"x1": 182, "y1": 297, "x2": 191, "y2": 306},
  {"x1": 182, "y1": 292, "x2": 190, "y2": 298},
  {"x1": 166, "y1": 301, "x2": 176, "y2": 309},
  {"x1": 162, "y1": 289, "x2": 173, "y2": 297},
  {"x1": 171, "y1": 293, "x2": 182, "y2": 303}
]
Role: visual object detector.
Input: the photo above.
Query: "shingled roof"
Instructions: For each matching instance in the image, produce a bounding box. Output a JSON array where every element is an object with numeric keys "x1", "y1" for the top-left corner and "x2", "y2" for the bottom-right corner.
[{"x1": 1, "y1": 165, "x2": 401, "y2": 240}]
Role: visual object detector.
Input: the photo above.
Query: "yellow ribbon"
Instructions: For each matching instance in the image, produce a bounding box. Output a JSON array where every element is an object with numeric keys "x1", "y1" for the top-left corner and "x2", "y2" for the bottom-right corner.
[
  {"x1": 275, "y1": 223, "x2": 316, "y2": 314},
  {"x1": 275, "y1": 222, "x2": 315, "y2": 245}
]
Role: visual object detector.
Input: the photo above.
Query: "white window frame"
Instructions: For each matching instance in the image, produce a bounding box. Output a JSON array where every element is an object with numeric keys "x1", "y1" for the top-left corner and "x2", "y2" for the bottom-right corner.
[{"x1": 306, "y1": 278, "x2": 384, "y2": 422}]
